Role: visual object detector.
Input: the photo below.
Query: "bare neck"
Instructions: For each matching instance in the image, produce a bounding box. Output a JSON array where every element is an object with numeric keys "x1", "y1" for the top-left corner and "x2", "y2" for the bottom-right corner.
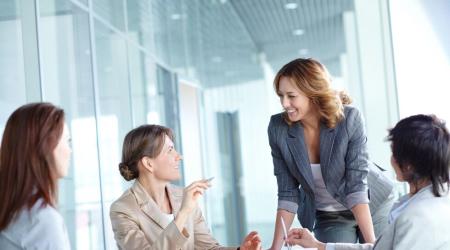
[
  {"x1": 408, "y1": 179, "x2": 432, "y2": 196},
  {"x1": 137, "y1": 175, "x2": 169, "y2": 207},
  {"x1": 301, "y1": 111, "x2": 321, "y2": 131}
]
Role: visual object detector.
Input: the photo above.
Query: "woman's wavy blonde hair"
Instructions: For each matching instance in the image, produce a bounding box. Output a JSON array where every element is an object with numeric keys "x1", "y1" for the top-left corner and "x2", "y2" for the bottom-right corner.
[{"x1": 274, "y1": 58, "x2": 352, "y2": 128}]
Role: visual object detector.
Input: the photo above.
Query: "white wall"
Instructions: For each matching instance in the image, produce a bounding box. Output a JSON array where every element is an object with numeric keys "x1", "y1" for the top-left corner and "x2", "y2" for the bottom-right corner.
[{"x1": 390, "y1": 0, "x2": 450, "y2": 122}]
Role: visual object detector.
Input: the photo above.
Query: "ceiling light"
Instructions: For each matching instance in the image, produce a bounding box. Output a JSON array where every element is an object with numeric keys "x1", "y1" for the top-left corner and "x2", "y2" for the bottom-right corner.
[
  {"x1": 292, "y1": 29, "x2": 305, "y2": 36},
  {"x1": 299, "y1": 49, "x2": 309, "y2": 55},
  {"x1": 170, "y1": 14, "x2": 181, "y2": 20},
  {"x1": 285, "y1": 3, "x2": 298, "y2": 10}
]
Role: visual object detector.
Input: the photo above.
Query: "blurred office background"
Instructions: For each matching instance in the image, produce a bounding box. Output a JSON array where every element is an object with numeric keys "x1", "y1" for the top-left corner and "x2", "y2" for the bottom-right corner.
[{"x1": 0, "y1": 0, "x2": 449, "y2": 248}]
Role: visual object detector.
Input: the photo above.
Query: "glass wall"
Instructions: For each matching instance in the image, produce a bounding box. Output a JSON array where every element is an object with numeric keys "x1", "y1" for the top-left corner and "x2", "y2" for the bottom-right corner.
[
  {"x1": 5, "y1": 0, "x2": 440, "y2": 249},
  {"x1": 39, "y1": 1, "x2": 104, "y2": 248},
  {"x1": 0, "y1": 0, "x2": 28, "y2": 142}
]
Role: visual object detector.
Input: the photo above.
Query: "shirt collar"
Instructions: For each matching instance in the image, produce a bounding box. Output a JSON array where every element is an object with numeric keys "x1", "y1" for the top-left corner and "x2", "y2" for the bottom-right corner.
[{"x1": 388, "y1": 184, "x2": 433, "y2": 224}]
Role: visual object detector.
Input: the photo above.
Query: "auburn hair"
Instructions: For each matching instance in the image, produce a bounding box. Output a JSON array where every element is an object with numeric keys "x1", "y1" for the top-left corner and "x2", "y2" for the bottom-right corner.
[
  {"x1": 0, "y1": 102, "x2": 65, "y2": 230},
  {"x1": 274, "y1": 58, "x2": 351, "y2": 128}
]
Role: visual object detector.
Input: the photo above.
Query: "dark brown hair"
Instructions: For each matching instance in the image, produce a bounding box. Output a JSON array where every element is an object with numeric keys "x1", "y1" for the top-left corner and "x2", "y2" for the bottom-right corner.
[
  {"x1": 0, "y1": 102, "x2": 65, "y2": 230},
  {"x1": 387, "y1": 114, "x2": 450, "y2": 196},
  {"x1": 274, "y1": 58, "x2": 352, "y2": 128},
  {"x1": 119, "y1": 125, "x2": 174, "y2": 181}
]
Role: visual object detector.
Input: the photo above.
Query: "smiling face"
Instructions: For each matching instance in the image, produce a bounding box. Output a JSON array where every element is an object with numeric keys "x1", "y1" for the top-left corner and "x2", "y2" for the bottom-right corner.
[
  {"x1": 151, "y1": 135, "x2": 182, "y2": 182},
  {"x1": 277, "y1": 76, "x2": 315, "y2": 122},
  {"x1": 52, "y1": 123, "x2": 72, "y2": 178}
]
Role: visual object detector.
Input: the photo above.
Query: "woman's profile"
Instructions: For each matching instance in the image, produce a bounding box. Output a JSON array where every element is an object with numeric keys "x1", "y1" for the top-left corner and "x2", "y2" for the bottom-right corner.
[{"x1": 0, "y1": 102, "x2": 72, "y2": 249}]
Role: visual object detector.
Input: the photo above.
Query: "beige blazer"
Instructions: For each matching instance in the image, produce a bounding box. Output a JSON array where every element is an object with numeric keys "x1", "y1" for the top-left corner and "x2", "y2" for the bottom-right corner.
[{"x1": 110, "y1": 181, "x2": 237, "y2": 250}]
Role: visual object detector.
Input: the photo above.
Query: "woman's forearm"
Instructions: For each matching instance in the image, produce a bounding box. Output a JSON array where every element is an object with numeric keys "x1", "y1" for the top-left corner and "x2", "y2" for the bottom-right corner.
[
  {"x1": 174, "y1": 210, "x2": 189, "y2": 235},
  {"x1": 270, "y1": 209, "x2": 296, "y2": 250},
  {"x1": 351, "y1": 203, "x2": 376, "y2": 243}
]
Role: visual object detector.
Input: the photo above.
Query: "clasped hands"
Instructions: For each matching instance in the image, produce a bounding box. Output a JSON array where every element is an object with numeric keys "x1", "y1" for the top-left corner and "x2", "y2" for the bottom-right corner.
[
  {"x1": 285, "y1": 228, "x2": 326, "y2": 250},
  {"x1": 238, "y1": 224, "x2": 325, "y2": 250}
]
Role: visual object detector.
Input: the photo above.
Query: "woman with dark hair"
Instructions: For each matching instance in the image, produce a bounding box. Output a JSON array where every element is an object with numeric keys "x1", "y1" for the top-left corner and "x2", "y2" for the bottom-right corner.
[
  {"x1": 286, "y1": 114, "x2": 450, "y2": 250},
  {"x1": 268, "y1": 58, "x2": 394, "y2": 248},
  {"x1": 0, "y1": 103, "x2": 71, "y2": 249},
  {"x1": 110, "y1": 124, "x2": 262, "y2": 250}
]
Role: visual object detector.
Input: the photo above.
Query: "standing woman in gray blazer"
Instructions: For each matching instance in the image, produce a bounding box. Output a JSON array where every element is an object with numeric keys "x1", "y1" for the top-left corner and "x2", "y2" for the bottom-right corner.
[
  {"x1": 0, "y1": 103, "x2": 72, "y2": 249},
  {"x1": 268, "y1": 58, "x2": 394, "y2": 249}
]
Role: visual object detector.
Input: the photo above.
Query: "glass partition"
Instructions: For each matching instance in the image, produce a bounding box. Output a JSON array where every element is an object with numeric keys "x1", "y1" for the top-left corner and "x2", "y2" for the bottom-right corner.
[
  {"x1": 39, "y1": 1, "x2": 104, "y2": 249},
  {"x1": 93, "y1": 19, "x2": 133, "y2": 249},
  {"x1": 0, "y1": 0, "x2": 27, "y2": 141}
]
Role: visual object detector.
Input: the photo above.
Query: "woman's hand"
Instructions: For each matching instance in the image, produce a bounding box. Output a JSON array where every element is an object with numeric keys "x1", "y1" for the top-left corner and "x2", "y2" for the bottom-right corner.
[
  {"x1": 175, "y1": 179, "x2": 211, "y2": 233},
  {"x1": 239, "y1": 231, "x2": 262, "y2": 250},
  {"x1": 179, "y1": 179, "x2": 211, "y2": 215},
  {"x1": 286, "y1": 228, "x2": 326, "y2": 250}
]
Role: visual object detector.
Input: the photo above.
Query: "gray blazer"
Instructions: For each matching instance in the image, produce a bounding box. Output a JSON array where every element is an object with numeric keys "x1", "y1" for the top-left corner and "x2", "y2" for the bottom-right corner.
[
  {"x1": 268, "y1": 106, "x2": 393, "y2": 230},
  {"x1": 331, "y1": 185, "x2": 450, "y2": 250}
]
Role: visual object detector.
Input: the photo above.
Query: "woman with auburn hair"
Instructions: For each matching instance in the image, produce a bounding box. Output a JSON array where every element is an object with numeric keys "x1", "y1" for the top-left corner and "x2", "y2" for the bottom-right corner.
[
  {"x1": 110, "y1": 124, "x2": 262, "y2": 250},
  {"x1": 287, "y1": 114, "x2": 450, "y2": 250},
  {"x1": 268, "y1": 58, "x2": 394, "y2": 249},
  {"x1": 0, "y1": 103, "x2": 71, "y2": 249}
]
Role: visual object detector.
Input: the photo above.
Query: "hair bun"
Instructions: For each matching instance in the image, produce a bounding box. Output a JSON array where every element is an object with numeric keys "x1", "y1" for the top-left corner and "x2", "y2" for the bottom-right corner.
[{"x1": 119, "y1": 162, "x2": 136, "y2": 181}]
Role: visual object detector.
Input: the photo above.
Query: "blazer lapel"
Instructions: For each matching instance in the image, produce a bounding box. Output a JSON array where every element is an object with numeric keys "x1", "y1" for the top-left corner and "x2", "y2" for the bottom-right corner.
[
  {"x1": 319, "y1": 124, "x2": 337, "y2": 183},
  {"x1": 287, "y1": 122, "x2": 315, "y2": 192},
  {"x1": 131, "y1": 181, "x2": 172, "y2": 230}
]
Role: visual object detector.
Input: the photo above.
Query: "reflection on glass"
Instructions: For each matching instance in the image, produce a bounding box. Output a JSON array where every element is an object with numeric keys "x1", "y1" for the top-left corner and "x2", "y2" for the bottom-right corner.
[
  {"x1": 39, "y1": 1, "x2": 104, "y2": 249},
  {"x1": 125, "y1": 0, "x2": 155, "y2": 52},
  {"x1": 128, "y1": 46, "x2": 159, "y2": 126},
  {"x1": 156, "y1": 65, "x2": 184, "y2": 185},
  {"x1": 93, "y1": 0, "x2": 125, "y2": 31},
  {"x1": 0, "y1": 0, "x2": 27, "y2": 141},
  {"x1": 94, "y1": 19, "x2": 133, "y2": 250}
]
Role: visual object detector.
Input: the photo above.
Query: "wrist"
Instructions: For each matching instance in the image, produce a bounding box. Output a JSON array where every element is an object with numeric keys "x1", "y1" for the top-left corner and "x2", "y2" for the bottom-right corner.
[
  {"x1": 318, "y1": 242, "x2": 326, "y2": 250},
  {"x1": 178, "y1": 208, "x2": 192, "y2": 219},
  {"x1": 174, "y1": 211, "x2": 189, "y2": 231}
]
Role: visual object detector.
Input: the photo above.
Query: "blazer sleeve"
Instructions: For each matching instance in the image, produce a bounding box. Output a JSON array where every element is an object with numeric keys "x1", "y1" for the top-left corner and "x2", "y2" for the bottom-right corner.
[
  {"x1": 110, "y1": 209, "x2": 188, "y2": 250},
  {"x1": 192, "y1": 205, "x2": 237, "y2": 250},
  {"x1": 268, "y1": 117, "x2": 300, "y2": 213},
  {"x1": 344, "y1": 108, "x2": 370, "y2": 208},
  {"x1": 330, "y1": 243, "x2": 374, "y2": 250}
]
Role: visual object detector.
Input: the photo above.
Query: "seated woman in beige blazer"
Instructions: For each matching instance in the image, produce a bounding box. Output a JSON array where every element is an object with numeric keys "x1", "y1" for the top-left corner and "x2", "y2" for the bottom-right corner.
[
  {"x1": 110, "y1": 124, "x2": 262, "y2": 250},
  {"x1": 285, "y1": 114, "x2": 450, "y2": 250}
]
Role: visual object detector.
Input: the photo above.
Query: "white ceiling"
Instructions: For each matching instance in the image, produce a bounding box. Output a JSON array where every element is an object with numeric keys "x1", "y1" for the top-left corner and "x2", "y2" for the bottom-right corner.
[{"x1": 0, "y1": 0, "x2": 354, "y2": 88}]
